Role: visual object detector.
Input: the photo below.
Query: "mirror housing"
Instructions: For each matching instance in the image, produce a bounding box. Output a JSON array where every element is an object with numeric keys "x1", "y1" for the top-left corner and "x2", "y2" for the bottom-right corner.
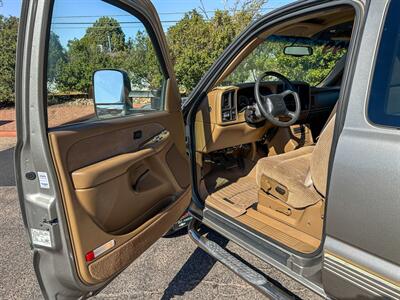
[
  {"x1": 92, "y1": 69, "x2": 131, "y2": 118},
  {"x1": 283, "y1": 46, "x2": 313, "y2": 57}
]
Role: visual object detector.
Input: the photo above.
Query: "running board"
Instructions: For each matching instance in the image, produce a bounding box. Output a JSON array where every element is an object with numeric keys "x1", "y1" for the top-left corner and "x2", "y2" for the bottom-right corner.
[{"x1": 188, "y1": 221, "x2": 299, "y2": 300}]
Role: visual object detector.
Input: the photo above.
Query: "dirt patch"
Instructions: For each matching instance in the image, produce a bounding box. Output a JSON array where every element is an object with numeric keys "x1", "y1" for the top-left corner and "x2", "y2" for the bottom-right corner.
[
  {"x1": 0, "y1": 103, "x2": 95, "y2": 133},
  {"x1": 0, "y1": 108, "x2": 15, "y2": 132},
  {"x1": 47, "y1": 103, "x2": 95, "y2": 128}
]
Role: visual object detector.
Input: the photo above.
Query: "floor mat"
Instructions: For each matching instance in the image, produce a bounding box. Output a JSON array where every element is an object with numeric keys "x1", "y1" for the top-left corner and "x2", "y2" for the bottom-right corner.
[{"x1": 206, "y1": 176, "x2": 258, "y2": 218}]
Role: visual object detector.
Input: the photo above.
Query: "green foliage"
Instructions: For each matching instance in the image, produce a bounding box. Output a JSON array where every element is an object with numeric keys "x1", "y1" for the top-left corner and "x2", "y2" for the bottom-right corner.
[
  {"x1": 48, "y1": 32, "x2": 66, "y2": 84},
  {"x1": 55, "y1": 17, "x2": 128, "y2": 92},
  {"x1": 124, "y1": 31, "x2": 163, "y2": 89},
  {"x1": 224, "y1": 36, "x2": 347, "y2": 86},
  {"x1": 85, "y1": 17, "x2": 126, "y2": 52},
  {"x1": 0, "y1": 16, "x2": 18, "y2": 105},
  {"x1": 167, "y1": 8, "x2": 258, "y2": 92},
  {"x1": 0, "y1": 0, "x2": 348, "y2": 105},
  {"x1": 49, "y1": 9, "x2": 347, "y2": 96},
  {"x1": 167, "y1": 11, "x2": 214, "y2": 92},
  {"x1": 53, "y1": 17, "x2": 163, "y2": 93}
]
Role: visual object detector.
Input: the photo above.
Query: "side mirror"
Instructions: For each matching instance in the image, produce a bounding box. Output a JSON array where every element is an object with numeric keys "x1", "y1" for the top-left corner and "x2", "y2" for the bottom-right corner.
[
  {"x1": 283, "y1": 46, "x2": 313, "y2": 57},
  {"x1": 92, "y1": 69, "x2": 131, "y2": 118}
]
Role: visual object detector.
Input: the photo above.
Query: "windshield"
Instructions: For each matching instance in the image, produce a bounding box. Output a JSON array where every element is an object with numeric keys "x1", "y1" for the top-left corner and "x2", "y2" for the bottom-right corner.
[{"x1": 221, "y1": 35, "x2": 348, "y2": 87}]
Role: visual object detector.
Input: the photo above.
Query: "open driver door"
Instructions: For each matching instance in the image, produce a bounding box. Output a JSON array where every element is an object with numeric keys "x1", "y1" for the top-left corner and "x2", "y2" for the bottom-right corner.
[{"x1": 14, "y1": 0, "x2": 191, "y2": 298}]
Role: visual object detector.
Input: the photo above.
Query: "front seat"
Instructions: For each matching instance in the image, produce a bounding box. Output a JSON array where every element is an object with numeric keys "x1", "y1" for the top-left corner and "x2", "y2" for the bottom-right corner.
[{"x1": 256, "y1": 114, "x2": 336, "y2": 209}]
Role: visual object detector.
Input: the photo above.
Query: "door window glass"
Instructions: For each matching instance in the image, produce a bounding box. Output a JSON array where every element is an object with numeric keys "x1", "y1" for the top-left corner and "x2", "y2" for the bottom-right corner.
[
  {"x1": 368, "y1": 0, "x2": 400, "y2": 128},
  {"x1": 47, "y1": 0, "x2": 165, "y2": 127}
]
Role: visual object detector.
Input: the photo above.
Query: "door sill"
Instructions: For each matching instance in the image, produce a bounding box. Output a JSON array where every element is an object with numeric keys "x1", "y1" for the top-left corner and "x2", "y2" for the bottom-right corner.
[{"x1": 201, "y1": 207, "x2": 327, "y2": 298}]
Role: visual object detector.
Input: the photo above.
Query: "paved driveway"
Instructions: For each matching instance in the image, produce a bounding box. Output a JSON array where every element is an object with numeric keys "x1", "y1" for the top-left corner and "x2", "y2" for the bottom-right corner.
[{"x1": 0, "y1": 138, "x2": 321, "y2": 299}]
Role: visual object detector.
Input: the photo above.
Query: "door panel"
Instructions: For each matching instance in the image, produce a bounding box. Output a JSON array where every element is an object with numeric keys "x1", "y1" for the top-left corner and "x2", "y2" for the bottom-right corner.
[{"x1": 48, "y1": 111, "x2": 190, "y2": 285}]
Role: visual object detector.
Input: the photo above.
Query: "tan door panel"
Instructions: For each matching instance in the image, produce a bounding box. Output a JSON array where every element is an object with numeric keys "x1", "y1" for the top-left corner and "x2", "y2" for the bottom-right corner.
[
  {"x1": 71, "y1": 130, "x2": 173, "y2": 189},
  {"x1": 72, "y1": 131, "x2": 179, "y2": 234},
  {"x1": 72, "y1": 148, "x2": 155, "y2": 189},
  {"x1": 48, "y1": 111, "x2": 191, "y2": 285}
]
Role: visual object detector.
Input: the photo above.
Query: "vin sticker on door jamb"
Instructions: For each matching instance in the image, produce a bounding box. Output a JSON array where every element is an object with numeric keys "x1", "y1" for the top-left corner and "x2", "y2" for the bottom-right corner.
[
  {"x1": 31, "y1": 228, "x2": 52, "y2": 247},
  {"x1": 37, "y1": 172, "x2": 50, "y2": 189}
]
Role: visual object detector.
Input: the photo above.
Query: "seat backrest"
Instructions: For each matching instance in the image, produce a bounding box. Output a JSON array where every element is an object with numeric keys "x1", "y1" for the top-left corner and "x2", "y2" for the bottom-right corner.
[{"x1": 310, "y1": 114, "x2": 336, "y2": 197}]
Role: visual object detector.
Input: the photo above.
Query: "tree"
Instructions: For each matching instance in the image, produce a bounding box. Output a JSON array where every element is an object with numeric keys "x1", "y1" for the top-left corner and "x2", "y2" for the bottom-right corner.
[
  {"x1": 85, "y1": 17, "x2": 126, "y2": 53},
  {"x1": 167, "y1": 11, "x2": 213, "y2": 92},
  {"x1": 42, "y1": 1, "x2": 269, "y2": 95},
  {"x1": 167, "y1": 0, "x2": 267, "y2": 93},
  {"x1": 0, "y1": 16, "x2": 19, "y2": 105},
  {"x1": 223, "y1": 36, "x2": 347, "y2": 86},
  {"x1": 125, "y1": 31, "x2": 163, "y2": 89},
  {"x1": 47, "y1": 0, "x2": 346, "y2": 98},
  {"x1": 55, "y1": 17, "x2": 127, "y2": 92},
  {"x1": 47, "y1": 32, "x2": 66, "y2": 84}
]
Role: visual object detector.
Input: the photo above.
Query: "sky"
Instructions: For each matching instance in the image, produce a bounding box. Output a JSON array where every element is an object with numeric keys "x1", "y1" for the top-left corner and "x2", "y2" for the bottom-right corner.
[{"x1": 1, "y1": 0, "x2": 295, "y2": 47}]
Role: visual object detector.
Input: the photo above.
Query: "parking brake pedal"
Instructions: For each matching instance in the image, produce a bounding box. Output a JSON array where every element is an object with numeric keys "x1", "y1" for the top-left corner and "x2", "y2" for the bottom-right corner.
[{"x1": 188, "y1": 222, "x2": 299, "y2": 300}]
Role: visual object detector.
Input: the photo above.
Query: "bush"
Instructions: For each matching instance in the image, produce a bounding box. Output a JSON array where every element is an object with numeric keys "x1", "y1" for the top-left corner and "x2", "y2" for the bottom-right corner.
[{"x1": 0, "y1": 16, "x2": 18, "y2": 106}]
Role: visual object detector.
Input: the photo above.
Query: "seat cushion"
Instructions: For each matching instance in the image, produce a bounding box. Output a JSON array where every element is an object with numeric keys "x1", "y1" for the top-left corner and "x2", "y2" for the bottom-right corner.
[{"x1": 256, "y1": 146, "x2": 323, "y2": 209}]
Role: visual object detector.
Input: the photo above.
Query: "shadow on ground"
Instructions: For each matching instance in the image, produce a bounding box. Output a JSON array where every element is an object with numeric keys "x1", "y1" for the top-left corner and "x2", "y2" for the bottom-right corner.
[
  {"x1": 0, "y1": 147, "x2": 15, "y2": 186},
  {"x1": 0, "y1": 120, "x2": 13, "y2": 126},
  {"x1": 161, "y1": 229, "x2": 229, "y2": 299}
]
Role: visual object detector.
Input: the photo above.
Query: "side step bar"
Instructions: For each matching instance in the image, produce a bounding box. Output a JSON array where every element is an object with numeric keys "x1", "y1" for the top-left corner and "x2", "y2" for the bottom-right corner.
[{"x1": 188, "y1": 221, "x2": 299, "y2": 300}]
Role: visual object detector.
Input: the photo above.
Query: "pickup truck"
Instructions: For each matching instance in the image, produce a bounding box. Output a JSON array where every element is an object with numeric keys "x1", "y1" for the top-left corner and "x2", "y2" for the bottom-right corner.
[{"x1": 15, "y1": 0, "x2": 400, "y2": 299}]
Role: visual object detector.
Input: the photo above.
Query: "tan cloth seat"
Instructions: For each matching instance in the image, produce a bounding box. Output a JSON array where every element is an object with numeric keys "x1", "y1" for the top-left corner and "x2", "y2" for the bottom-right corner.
[{"x1": 256, "y1": 115, "x2": 336, "y2": 209}]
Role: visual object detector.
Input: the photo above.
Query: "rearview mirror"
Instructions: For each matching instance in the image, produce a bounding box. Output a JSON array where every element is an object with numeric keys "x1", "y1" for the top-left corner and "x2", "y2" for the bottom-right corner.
[
  {"x1": 92, "y1": 69, "x2": 131, "y2": 118},
  {"x1": 283, "y1": 46, "x2": 313, "y2": 57}
]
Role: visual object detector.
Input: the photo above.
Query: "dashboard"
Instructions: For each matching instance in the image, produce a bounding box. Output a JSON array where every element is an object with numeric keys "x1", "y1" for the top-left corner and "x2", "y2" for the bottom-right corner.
[
  {"x1": 195, "y1": 81, "x2": 338, "y2": 153},
  {"x1": 237, "y1": 86, "x2": 272, "y2": 112},
  {"x1": 221, "y1": 81, "x2": 311, "y2": 123}
]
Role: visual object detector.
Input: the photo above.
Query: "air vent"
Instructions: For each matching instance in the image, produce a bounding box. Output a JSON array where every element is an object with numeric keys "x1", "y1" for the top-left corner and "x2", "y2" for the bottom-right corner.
[
  {"x1": 221, "y1": 90, "x2": 237, "y2": 122},
  {"x1": 221, "y1": 90, "x2": 235, "y2": 109}
]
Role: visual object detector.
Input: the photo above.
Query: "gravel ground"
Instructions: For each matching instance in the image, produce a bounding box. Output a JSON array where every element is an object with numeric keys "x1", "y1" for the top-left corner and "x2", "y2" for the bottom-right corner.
[{"x1": 0, "y1": 138, "x2": 322, "y2": 299}]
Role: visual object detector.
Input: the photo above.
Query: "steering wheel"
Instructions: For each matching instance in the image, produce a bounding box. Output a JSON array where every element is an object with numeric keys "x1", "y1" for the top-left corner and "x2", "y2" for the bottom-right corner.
[{"x1": 254, "y1": 71, "x2": 301, "y2": 127}]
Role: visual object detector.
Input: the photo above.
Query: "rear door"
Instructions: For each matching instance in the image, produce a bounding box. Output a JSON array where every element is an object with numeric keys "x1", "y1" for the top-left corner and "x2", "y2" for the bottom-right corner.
[
  {"x1": 323, "y1": 0, "x2": 400, "y2": 298},
  {"x1": 15, "y1": 0, "x2": 191, "y2": 298}
]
